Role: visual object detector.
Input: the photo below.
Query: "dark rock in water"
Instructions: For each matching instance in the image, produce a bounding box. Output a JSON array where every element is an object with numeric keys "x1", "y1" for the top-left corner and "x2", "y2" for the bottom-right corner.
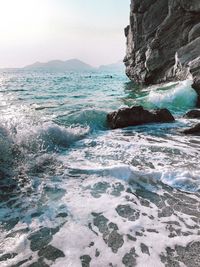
[
  {"x1": 182, "y1": 123, "x2": 200, "y2": 135},
  {"x1": 184, "y1": 110, "x2": 200, "y2": 118},
  {"x1": 107, "y1": 106, "x2": 175, "y2": 129},
  {"x1": 124, "y1": 0, "x2": 200, "y2": 104}
]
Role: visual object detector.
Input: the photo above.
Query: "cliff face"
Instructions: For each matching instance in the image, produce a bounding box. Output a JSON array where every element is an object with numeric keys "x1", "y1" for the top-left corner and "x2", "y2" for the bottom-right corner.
[{"x1": 124, "y1": 0, "x2": 200, "y2": 95}]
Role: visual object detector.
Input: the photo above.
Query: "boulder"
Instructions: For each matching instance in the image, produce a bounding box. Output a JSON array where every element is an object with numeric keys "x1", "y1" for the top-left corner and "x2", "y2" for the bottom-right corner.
[
  {"x1": 182, "y1": 123, "x2": 200, "y2": 135},
  {"x1": 184, "y1": 110, "x2": 200, "y2": 119},
  {"x1": 107, "y1": 106, "x2": 175, "y2": 129}
]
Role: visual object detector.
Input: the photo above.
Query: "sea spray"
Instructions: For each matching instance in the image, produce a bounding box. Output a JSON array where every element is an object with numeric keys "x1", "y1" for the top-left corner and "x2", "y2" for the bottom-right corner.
[
  {"x1": 15, "y1": 122, "x2": 90, "y2": 152},
  {"x1": 1, "y1": 70, "x2": 200, "y2": 267},
  {"x1": 147, "y1": 80, "x2": 197, "y2": 112},
  {"x1": 130, "y1": 80, "x2": 198, "y2": 113},
  {"x1": 55, "y1": 108, "x2": 108, "y2": 130}
]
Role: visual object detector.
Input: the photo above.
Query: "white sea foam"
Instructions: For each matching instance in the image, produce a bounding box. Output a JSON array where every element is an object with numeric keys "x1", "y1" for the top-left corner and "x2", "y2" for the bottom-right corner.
[
  {"x1": 0, "y1": 117, "x2": 89, "y2": 154},
  {"x1": 68, "y1": 161, "x2": 200, "y2": 193},
  {"x1": 49, "y1": 175, "x2": 200, "y2": 267},
  {"x1": 2, "y1": 172, "x2": 199, "y2": 267},
  {"x1": 147, "y1": 80, "x2": 197, "y2": 111},
  {"x1": 161, "y1": 169, "x2": 200, "y2": 191},
  {"x1": 1, "y1": 72, "x2": 200, "y2": 267},
  {"x1": 15, "y1": 122, "x2": 90, "y2": 150}
]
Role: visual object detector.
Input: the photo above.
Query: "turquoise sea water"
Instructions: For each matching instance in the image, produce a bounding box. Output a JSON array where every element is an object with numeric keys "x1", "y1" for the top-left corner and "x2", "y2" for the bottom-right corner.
[{"x1": 0, "y1": 70, "x2": 200, "y2": 266}]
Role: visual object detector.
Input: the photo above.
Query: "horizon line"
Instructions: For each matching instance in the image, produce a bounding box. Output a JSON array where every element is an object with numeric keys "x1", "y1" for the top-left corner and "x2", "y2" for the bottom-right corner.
[{"x1": 0, "y1": 58, "x2": 124, "y2": 70}]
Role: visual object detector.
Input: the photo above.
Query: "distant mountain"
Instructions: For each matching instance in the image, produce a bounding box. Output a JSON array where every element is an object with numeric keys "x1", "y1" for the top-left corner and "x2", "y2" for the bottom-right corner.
[
  {"x1": 24, "y1": 59, "x2": 95, "y2": 71},
  {"x1": 98, "y1": 61, "x2": 125, "y2": 72}
]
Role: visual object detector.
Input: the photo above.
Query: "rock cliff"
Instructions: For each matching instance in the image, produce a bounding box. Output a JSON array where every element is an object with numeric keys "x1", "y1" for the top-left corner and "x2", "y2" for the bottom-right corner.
[{"x1": 124, "y1": 0, "x2": 200, "y2": 102}]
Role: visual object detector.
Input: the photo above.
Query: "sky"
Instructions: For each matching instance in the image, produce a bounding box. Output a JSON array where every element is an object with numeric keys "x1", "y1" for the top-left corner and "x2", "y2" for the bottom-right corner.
[{"x1": 0, "y1": 0, "x2": 130, "y2": 68}]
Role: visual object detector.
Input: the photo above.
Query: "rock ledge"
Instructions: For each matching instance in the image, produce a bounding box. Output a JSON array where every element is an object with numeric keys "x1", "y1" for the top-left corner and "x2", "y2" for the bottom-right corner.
[{"x1": 124, "y1": 0, "x2": 200, "y2": 101}]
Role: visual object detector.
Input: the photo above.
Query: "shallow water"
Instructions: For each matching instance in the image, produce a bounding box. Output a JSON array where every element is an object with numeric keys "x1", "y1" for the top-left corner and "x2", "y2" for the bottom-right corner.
[{"x1": 0, "y1": 69, "x2": 200, "y2": 267}]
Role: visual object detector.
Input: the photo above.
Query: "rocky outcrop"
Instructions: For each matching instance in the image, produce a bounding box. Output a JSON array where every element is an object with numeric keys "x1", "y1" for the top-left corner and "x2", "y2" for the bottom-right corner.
[
  {"x1": 107, "y1": 106, "x2": 175, "y2": 129},
  {"x1": 184, "y1": 109, "x2": 200, "y2": 118},
  {"x1": 124, "y1": 0, "x2": 200, "y2": 101}
]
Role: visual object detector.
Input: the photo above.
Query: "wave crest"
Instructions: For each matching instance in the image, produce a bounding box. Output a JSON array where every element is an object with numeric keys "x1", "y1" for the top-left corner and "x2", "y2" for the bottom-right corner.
[
  {"x1": 147, "y1": 80, "x2": 197, "y2": 112},
  {"x1": 56, "y1": 109, "x2": 108, "y2": 130},
  {"x1": 16, "y1": 122, "x2": 89, "y2": 152}
]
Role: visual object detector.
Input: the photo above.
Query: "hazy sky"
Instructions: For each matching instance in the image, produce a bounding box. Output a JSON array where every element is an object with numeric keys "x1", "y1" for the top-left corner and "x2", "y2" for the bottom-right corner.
[{"x1": 0, "y1": 0, "x2": 130, "y2": 68}]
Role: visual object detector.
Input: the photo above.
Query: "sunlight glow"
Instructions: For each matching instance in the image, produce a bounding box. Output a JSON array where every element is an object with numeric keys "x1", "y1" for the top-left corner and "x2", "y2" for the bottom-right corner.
[
  {"x1": 0, "y1": 0, "x2": 130, "y2": 68},
  {"x1": 0, "y1": 0, "x2": 52, "y2": 44}
]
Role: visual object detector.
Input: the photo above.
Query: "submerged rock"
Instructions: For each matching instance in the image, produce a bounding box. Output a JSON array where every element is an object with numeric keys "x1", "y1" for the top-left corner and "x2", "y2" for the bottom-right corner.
[
  {"x1": 124, "y1": 0, "x2": 200, "y2": 104},
  {"x1": 107, "y1": 106, "x2": 175, "y2": 129},
  {"x1": 182, "y1": 123, "x2": 200, "y2": 135},
  {"x1": 184, "y1": 109, "x2": 200, "y2": 119}
]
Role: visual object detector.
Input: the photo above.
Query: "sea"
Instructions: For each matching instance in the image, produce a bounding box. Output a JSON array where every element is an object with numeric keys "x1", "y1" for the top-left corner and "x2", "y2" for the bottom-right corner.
[{"x1": 0, "y1": 69, "x2": 200, "y2": 267}]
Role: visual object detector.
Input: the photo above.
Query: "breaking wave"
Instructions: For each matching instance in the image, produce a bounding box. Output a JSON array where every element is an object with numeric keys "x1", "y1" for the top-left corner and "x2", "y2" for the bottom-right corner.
[{"x1": 137, "y1": 80, "x2": 198, "y2": 112}]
